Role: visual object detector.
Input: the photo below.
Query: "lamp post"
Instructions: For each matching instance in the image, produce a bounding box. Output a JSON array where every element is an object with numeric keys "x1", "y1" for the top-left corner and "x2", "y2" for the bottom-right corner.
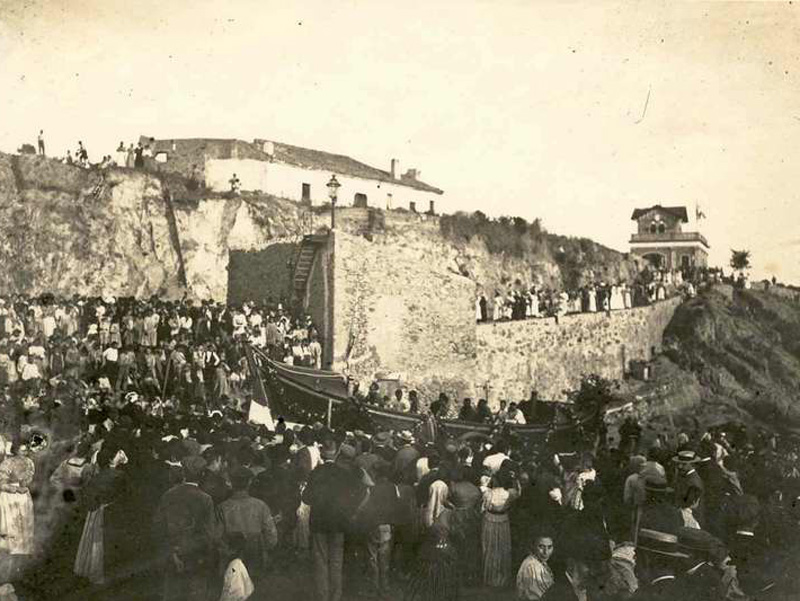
[{"x1": 327, "y1": 174, "x2": 341, "y2": 230}]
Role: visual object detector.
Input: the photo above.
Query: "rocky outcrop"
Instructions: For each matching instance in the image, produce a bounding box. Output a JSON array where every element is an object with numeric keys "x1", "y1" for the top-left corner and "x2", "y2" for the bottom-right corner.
[
  {"x1": 663, "y1": 287, "x2": 800, "y2": 430},
  {"x1": 0, "y1": 153, "x2": 305, "y2": 300}
]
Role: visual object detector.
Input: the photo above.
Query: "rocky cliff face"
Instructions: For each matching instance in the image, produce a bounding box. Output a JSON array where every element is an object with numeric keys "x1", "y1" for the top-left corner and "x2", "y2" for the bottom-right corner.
[
  {"x1": 661, "y1": 285, "x2": 800, "y2": 431},
  {"x1": 0, "y1": 153, "x2": 305, "y2": 300},
  {"x1": 0, "y1": 153, "x2": 640, "y2": 305}
]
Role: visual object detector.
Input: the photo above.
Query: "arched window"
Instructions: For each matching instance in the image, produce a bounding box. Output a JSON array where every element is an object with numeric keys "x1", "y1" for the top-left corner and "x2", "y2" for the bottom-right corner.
[
  {"x1": 657, "y1": 223, "x2": 666, "y2": 234},
  {"x1": 649, "y1": 223, "x2": 657, "y2": 234}
]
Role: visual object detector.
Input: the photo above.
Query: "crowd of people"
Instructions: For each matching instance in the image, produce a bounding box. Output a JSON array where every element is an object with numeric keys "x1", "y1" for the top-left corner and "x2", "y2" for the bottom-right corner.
[
  {"x1": 30, "y1": 134, "x2": 163, "y2": 173},
  {"x1": 60, "y1": 140, "x2": 156, "y2": 171},
  {"x1": 0, "y1": 291, "x2": 797, "y2": 601},
  {"x1": 0, "y1": 378, "x2": 798, "y2": 601},
  {"x1": 0, "y1": 293, "x2": 323, "y2": 406},
  {"x1": 359, "y1": 386, "x2": 537, "y2": 426},
  {"x1": 475, "y1": 268, "x2": 710, "y2": 324}
]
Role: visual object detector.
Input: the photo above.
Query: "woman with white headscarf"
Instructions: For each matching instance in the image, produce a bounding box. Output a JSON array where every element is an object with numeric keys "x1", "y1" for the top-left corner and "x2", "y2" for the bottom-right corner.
[{"x1": 423, "y1": 480, "x2": 451, "y2": 529}]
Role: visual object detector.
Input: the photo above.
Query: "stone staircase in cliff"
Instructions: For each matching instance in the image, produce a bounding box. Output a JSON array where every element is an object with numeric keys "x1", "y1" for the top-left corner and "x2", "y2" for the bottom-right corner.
[{"x1": 293, "y1": 234, "x2": 328, "y2": 300}]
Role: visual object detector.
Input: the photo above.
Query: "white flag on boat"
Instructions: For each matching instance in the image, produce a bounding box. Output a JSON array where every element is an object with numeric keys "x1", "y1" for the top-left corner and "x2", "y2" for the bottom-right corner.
[{"x1": 248, "y1": 399, "x2": 275, "y2": 429}]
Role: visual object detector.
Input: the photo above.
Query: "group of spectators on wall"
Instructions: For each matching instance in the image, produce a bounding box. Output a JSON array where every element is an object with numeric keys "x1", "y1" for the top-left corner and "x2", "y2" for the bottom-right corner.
[
  {"x1": 475, "y1": 267, "x2": 721, "y2": 324},
  {"x1": 1, "y1": 356, "x2": 799, "y2": 601},
  {"x1": 48, "y1": 138, "x2": 161, "y2": 172}
]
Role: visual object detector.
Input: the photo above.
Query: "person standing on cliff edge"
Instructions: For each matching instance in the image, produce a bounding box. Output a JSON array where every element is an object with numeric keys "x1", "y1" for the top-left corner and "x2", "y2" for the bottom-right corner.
[{"x1": 37, "y1": 130, "x2": 45, "y2": 156}]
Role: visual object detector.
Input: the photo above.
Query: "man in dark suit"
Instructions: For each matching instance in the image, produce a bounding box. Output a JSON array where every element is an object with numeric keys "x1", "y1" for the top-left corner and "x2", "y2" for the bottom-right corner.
[
  {"x1": 677, "y1": 527, "x2": 750, "y2": 601},
  {"x1": 672, "y1": 450, "x2": 707, "y2": 524},
  {"x1": 153, "y1": 455, "x2": 221, "y2": 601},
  {"x1": 542, "y1": 557, "x2": 591, "y2": 601},
  {"x1": 294, "y1": 426, "x2": 319, "y2": 482},
  {"x1": 302, "y1": 440, "x2": 368, "y2": 601},
  {"x1": 726, "y1": 494, "x2": 773, "y2": 596},
  {"x1": 630, "y1": 529, "x2": 687, "y2": 601}
]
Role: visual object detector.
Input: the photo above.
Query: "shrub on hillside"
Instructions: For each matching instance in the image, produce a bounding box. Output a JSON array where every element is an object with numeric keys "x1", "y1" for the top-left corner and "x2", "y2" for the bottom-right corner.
[{"x1": 439, "y1": 211, "x2": 547, "y2": 257}]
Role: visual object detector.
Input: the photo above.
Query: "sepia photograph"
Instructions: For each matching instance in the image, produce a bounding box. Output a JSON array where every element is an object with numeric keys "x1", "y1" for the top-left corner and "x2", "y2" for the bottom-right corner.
[{"x1": 0, "y1": 1, "x2": 799, "y2": 599}]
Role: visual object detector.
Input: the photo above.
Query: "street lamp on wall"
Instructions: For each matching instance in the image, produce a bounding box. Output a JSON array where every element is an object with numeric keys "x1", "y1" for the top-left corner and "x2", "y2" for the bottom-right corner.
[{"x1": 327, "y1": 174, "x2": 341, "y2": 230}]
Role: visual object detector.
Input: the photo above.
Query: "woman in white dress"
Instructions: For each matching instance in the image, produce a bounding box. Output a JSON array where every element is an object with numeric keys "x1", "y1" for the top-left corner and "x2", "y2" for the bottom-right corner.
[
  {"x1": 492, "y1": 293, "x2": 503, "y2": 322},
  {"x1": 504, "y1": 294, "x2": 514, "y2": 320},
  {"x1": 0, "y1": 438, "x2": 36, "y2": 559},
  {"x1": 587, "y1": 286, "x2": 597, "y2": 313},
  {"x1": 481, "y1": 470, "x2": 520, "y2": 587},
  {"x1": 530, "y1": 291, "x2": 540, "y2": 318},
  {"x1": 610, "y1": 285, "x2": 624, "y2": 311}
]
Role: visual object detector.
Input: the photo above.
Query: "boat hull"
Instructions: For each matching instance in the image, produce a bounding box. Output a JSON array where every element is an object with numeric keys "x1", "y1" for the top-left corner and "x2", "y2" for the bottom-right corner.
[{"x1": 248, "y1": 346, "x2": 596, "y2": 441}]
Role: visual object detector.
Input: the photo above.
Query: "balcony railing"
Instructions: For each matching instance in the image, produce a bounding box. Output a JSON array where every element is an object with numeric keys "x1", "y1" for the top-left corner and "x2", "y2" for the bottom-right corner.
[{"x1": 630, "y1": 231, "x2": 709, "y2": 247}]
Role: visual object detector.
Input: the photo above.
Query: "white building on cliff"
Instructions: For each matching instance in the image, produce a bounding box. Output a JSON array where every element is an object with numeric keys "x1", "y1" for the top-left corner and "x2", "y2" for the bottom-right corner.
[{"x1": 142, "y1": 135, "x2": 444, "y2": 213}]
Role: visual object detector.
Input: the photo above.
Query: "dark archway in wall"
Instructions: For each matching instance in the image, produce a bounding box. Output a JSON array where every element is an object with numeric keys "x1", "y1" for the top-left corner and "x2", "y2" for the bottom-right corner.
[
  {"x1": 227, "y1": 243, "x2": 298, "y2": 306},
  {"x1": 642, "y1": 252, "x2": 666, "y2": 269}
]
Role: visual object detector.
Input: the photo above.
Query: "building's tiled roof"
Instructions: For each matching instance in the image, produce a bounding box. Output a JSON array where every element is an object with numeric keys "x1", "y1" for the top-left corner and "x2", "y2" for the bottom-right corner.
[
  {"x1": 266, "y1": 141, "x2": 443, "y2": 194},
  {"x1": 141, "y1": 135, "x2": 443, "y2": 194},
  {"x1": 631, "y1": 205, "x2": 689, "y2": 222}
]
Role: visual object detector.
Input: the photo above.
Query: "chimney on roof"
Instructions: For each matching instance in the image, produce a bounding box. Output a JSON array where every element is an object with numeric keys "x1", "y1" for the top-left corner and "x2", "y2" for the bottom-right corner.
[
  {"x1": 405, "y1": 168, "x2": 420, "y2": 181},
  {"x1": 390, "y1": 158, "x2": 400, "y2": 180}
]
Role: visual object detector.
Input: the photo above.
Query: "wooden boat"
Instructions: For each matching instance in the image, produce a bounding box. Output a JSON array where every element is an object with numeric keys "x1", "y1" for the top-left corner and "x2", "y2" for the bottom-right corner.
[{"x1": 246, "y1": 346, "x2": 597, "y2": 441}]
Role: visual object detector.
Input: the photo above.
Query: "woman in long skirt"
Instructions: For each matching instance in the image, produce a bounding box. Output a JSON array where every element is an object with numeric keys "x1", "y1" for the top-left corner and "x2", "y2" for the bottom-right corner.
[
  {"x1": 448, "y1": 466, "x2": 482, "y2": 584},
  {"x1": 0, "y1": 439, "x2": 36, "y2": 558},
  {"x1": 481, "y1": 469, "x2": 521, "y2": 588},
  {"x1": 404, "y1": 522, "x2": 459, "y2": 601},
  {"x1": 73, "y1": 447, "x2": 121, "y2": 585}
]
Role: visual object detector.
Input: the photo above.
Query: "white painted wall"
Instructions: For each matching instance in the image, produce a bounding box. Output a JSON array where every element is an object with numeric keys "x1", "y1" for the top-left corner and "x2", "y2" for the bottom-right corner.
[
  {"x1": 206, "y1": 158, "x2": 269, "y2": 193},
  {"x1": 205, "y1": 157, "x2": 443, "y2": 212}
]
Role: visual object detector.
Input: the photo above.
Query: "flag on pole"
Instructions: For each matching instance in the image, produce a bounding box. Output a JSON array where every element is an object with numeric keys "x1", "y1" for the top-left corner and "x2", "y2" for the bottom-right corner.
[
  {"x1": 695, "y1": 202, "x2": 706, "y2": 220},
  {"x1": 244, "y1": 346, "x2": 275, "y2": 429},
  {"x1": 248, "y1": 398, "x2": 275, "y2": 429}
]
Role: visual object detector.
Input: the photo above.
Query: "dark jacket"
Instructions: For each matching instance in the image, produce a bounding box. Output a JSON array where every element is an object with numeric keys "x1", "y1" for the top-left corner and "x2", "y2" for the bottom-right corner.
[
  {"x1": 153, "y1": 482, "x2": 220, "y2": 571},
  {"x1": 302, "y1": 462, "x2": 366, "y2": 534},
  {"x1": 542, "y1": 572, "x2": 583, "y2": 601},
  {"x1": 359, "y1": 481, "x2": 404, "y2": 530},
  {"x1": 629, "y1": 575, "x2": 681, "y2": 601}
]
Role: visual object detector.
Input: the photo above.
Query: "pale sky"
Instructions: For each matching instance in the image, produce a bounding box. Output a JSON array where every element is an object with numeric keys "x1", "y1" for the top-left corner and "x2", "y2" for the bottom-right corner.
[{"x1": 1, "y1": 0, "x2": 798, "y2": 282}]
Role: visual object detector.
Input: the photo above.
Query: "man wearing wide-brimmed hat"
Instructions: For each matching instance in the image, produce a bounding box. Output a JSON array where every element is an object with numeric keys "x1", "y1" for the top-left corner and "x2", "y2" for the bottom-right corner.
[
  {"x1": 544, "y1": 523, "x2": 612, "y2": 601},
  {"x1": 632, "y1": 528, "x2": 689, "y2": 600},
  {"x1": 638, "y1": 474, "x2": 683, "y2": 537},
  {"x1": 676, "y1": 527, "x2": 750, "y2": 601},
  {"x1": 672, "y1": 449, "x2": 707, "y2": 528},
  {"x1": 392, "y1": 430, "x2": 418, "y2": 484},
  {"x1": 726, "y1": 494, "x2": 775, "y2": 596}
]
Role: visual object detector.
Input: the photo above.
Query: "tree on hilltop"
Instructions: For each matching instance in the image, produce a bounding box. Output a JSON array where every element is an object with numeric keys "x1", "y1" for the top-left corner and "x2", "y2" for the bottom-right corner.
[
  {"x1": 730, "y1": 249, "x2": 751, "y2": 273},
  {"x1": 730, "y1": 250, "x2": 751, "y2": 286}
]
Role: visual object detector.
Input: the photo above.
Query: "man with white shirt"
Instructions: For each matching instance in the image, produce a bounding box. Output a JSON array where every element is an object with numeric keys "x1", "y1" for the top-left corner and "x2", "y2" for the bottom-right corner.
[
  {"x1": 506, "y1": 402, "x2": 527, "y2": 425},
  {"x1": 102, "y1": 341, "x2": 120, "y2": 385},
  {"x1": 483, "y1": 440, "x2": 511, "y2": 475}
]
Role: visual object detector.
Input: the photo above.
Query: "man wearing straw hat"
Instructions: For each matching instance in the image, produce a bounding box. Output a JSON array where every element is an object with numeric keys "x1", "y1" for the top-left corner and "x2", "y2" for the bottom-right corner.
[
  {"x1": 672, "y1": 449, "x2": 708, "y2": 528},
  {"x1": 638, "y1": 474, "x2": 683, "y2": 538},
  {"x1": 631, "y1": 528, "x2": 689, "y2": 600},
  {"x1": 676, "y1": 527, "x2": 750, "y2": 601}
]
